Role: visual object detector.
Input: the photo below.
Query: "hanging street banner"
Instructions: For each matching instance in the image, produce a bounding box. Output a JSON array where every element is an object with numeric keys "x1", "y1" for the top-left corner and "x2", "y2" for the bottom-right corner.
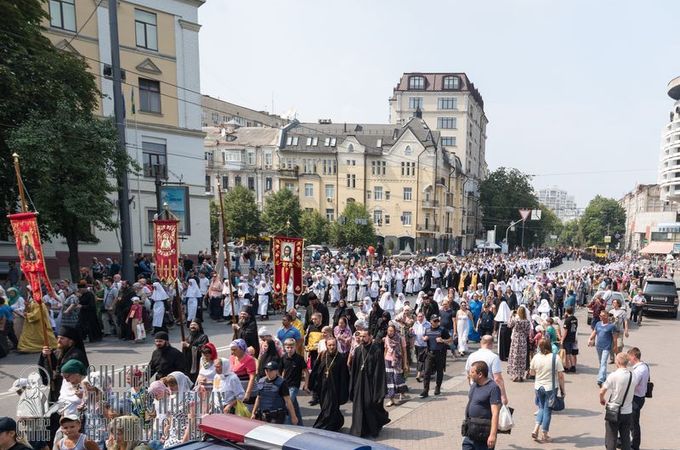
[
  {"x1": 273, "y1": 236, "x2": 304, "y2": 295},
  {"x1": 8, "y1": 212, "x2": 54, "y2": 301},
  {"x1": 154, "y1": 218, "x2": 180, "y2": 283}
]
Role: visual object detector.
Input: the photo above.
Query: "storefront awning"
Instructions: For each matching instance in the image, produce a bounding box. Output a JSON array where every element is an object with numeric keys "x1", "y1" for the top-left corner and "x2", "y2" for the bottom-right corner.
[{"x1": 639, "y1": 241, "x2": 675, "y2": 254}]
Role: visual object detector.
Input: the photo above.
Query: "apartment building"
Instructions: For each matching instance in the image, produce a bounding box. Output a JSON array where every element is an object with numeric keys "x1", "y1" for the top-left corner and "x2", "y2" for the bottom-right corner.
[
  {"x1": 389, "y1": 73, "x2": 487, "y2": 251},
  {"x1": 537, "y1": 186, "x2": 580, "y2": 222},
  {"x1": 16, "y1": 0, "x2": 210, "y2": 277},
  {"x1": 202, "y1": 95, "x2": 289, "y2": 129}
]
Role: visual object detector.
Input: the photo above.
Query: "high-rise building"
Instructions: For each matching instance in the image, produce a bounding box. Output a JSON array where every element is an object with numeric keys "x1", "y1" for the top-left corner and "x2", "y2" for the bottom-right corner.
[
  {"x1": 537, "y1": 186, "x2": 580, "y2": 222},
  {"x1": 389, "y1": 73, "x2": 487, "y2": 251},
  {"x1": 659, "y1": 76, "x2": 680, "y2": 203}
]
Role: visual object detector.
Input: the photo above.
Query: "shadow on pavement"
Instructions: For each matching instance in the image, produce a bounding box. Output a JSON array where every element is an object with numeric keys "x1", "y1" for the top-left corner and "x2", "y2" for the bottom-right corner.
[
  {"x1": 377, "y1": 428, "x2": 444, "y2": 441},
  {"x1": 562, "y1": 408, "x2": 601, "y2": 418},
  {"x1": 549, "y1": 433, "x2": 603, "y2": 448}
]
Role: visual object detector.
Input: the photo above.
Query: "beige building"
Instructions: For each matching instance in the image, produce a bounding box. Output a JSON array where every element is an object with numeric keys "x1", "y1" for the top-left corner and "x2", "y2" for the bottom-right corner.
[
  {"x1": 619, "y1": 184, "x2": 673, "y2": 251},
  {"x1": 268, "y1": 119, "x2": 463, "y2": 252},
  {"x1": 202, "y1": 95, "x2": 289, "y2": 129},
  {"x1": 3, "y1": 0, "x2": 210, "y2": 277},
  {"x1": 389, "y1": 72, "x2": 488, "y2": 251}
]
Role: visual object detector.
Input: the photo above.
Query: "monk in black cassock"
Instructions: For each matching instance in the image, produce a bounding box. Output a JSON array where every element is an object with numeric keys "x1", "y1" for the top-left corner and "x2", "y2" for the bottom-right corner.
[
  {"x1": 310, "y1": 337, "x2": 349, "y2": 431},
  {"x1": 349, "y1": 330, "x2": 390, "y2": 438},
  {"x1": 77, "y1": 280, "x2": 102, "y2": 342}
]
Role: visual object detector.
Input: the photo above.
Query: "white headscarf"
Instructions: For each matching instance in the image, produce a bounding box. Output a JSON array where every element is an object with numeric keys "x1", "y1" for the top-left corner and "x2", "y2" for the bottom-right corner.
[
  {"x1": 395, "y1": 293, "x2": 406, "y2": 313},
  {"x1": 150, "y1": 282, "x2": 169, "y2": 301},
  {"x1": 433, "y1": 288, "x2": 444, "y2": 306},
  {"x1": 537, "y1": 299, "x2": 551, "y2": 314},
  {"x1": 257, "y1": 281, "x2": 269, "y2": 295},
  {"x1": 167, "y1": 371, "x2": 193, "y2": 397},
  {"x1": 494, "y1": 301, "x2": 511, "y2": 322},
  {"x1": 185, "y1": 279, "x2": 202, "y2": 298},
  {"x1": 379, "y1": 291, "x2": 394, "y2": 312}
]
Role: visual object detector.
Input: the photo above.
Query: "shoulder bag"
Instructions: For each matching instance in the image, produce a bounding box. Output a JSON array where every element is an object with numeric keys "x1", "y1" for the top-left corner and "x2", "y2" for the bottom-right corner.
[
  {"x1": 461, "y1": 384, "x2": 492, "y2": 441},
  {"x1": 605, "y1": 372, "x2": 632, "y2": 423},
  {"x1": 644, "y1": 363, "x2": 653, "y2": 398},
  {"x1": 548, "y1": 353, "x2": 565, "y2": 411}
]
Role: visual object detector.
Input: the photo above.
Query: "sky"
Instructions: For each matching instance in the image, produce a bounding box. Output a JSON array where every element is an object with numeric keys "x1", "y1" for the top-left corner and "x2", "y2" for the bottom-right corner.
[{"x1": 198, "y1": 0, "x2": 680, "y2": 208}]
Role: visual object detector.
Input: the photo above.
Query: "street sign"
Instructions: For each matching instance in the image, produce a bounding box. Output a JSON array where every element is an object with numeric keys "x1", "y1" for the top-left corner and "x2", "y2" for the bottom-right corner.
[
  {"x1": 604, "y1": 235, "x2": 612, "y2": 243},
  {"x1": 519, "y1": 209, "x2": 531, "y2": 221}
]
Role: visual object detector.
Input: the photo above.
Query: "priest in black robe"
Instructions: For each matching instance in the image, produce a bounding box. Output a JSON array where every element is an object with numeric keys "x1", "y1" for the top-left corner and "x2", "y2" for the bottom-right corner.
[
  {"x1": 349, "y1": 330, "x2": 390, "y2": 438},
  {"x1": 310, "y1": 337, "x2": 349, "y2": 431}
]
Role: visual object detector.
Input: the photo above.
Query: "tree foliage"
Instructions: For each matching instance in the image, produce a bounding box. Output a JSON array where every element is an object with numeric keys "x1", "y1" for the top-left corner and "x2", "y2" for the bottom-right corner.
[
  {"x1": 261, "y1": 189, "x2": 301, "y2": 236},
  {"x1": 580, "y1": 195, "x2": 626, "y2": 247},
  {"x1": 300, "y1": 210, "x2": 329, "y2": 245},
  {"x1": 558, "y1": 219, "x2": 584, "y2": 247},
  {"x1": 329, "y1": 202, "x2": 375, "y2": 246},
  {"x1": 220, "y1": 186, "x2": 261, "y2": 239}
]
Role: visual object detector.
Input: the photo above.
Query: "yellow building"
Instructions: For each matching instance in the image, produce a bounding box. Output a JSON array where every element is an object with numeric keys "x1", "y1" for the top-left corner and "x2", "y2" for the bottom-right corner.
[{"x1": 36, "y1": 0, "x2": 209, "y2": 276}]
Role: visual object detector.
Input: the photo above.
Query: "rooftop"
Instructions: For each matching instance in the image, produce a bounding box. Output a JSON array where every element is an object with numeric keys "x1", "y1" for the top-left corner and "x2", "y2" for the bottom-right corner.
[{"x1": 392, "y1": 72, "x2": 484, "y2": 109}]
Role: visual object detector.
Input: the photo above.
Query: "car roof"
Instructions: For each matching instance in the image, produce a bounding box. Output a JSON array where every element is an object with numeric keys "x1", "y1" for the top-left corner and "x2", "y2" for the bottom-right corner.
[{"x1": 644, "y1": 277, "x2": 676, "y2": 283}]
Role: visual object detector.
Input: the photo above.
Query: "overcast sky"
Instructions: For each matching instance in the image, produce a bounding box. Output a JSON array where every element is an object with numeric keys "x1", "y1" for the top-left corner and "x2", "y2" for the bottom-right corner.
[{"x1": 198, "y1": 0, "x2": 680, "y2": 208}]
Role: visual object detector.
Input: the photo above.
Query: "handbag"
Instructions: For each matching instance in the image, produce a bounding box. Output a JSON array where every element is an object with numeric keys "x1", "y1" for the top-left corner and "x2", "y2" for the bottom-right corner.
[
  {"x1": 604, "y1": 372, "x2": 632, "y2": 424},
  {"x1": 644, "y1": 363, "x2": 654, "y2": 398},
  {"x1": 548, "y1": 353, "x2": 565, "y2": 411}
]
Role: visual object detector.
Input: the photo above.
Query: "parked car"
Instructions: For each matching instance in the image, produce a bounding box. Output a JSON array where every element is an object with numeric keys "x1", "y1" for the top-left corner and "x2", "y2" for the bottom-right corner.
[
  {"x1": 642, "y1": 277, "x2": 679, "y2": 318},
  {"x1": 394, "y1": 250, "x2": 416, "y2": 261},
  {"x1": 175, "y1": 413, "x2": 398, "y2": 450},
  {"x1": 586, "y1": 291, "x2": 629, "y2": 325},
  {"x1": 428, "y1": 253, "x2": 451, "y2": 263}
]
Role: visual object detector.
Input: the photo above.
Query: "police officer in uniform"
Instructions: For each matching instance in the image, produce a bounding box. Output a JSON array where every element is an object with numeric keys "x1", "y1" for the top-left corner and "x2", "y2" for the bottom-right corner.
[
  {"x1": 251, "y1": 361, "x2": 299, "y2": 424},
  {"x1": 419, "y1": 314, "x2": 453, "y2": 398}
]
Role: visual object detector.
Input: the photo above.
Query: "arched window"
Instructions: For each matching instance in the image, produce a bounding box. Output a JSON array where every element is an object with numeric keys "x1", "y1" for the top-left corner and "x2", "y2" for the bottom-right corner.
[
  {"x1": 348, "y1": 144, "x2": 354, "y2": 152},
  {"x1": 404, "y1": 145, "x2": 412, "y2": 156}
]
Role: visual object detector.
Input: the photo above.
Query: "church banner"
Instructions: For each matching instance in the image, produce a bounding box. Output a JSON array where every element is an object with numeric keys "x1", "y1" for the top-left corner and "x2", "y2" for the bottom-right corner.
[
  {"x1": 273, "y1": 236, "x2": 303, "y2": 295},
  {"x1": 154, "y1": 218, "x2": 179, "y2": 284},
  {"x1": 8, "y1": 212, "x2": 52, "y2": 301}
]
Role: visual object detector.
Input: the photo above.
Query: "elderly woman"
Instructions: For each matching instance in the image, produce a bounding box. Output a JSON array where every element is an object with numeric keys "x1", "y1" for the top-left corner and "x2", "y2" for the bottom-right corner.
[
  {"x1": 161, "y1": 371, "x2": 196, "y2": 448},
  {"x1": 211, "y1": 357, "x2": 245, "y2": 414},
  {"x1": 229, "y1": 338, "x2": 257, "y2": 404}
]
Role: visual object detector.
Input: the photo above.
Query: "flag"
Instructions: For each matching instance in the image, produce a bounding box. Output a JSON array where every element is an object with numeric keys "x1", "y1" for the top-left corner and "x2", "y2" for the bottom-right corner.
[
  {"x1": 8, "y1": 212, "x2": 54, "y2": 301},
  {"x1": 273, "y1": 236, "x2": 303, "y2": 295},
  {"x1": 154, "y1": 218, "x2": 179, "y2": 283}
]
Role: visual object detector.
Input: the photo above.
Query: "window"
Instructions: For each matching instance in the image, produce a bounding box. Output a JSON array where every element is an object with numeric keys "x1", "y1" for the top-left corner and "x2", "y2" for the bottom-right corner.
[
  {"x1": 306, "y1": 137, "x2": 312, "y2": 146},
  {"x1": 304, "y1": 183, "x2": 313, "y2": 197},
  {"x1": 326, "y1": 209, "x2": 335, "y2": 221},
  {"x1": 348, "y1": 144, "x2": 354, "y2": 152},
  {"x1": 224, "y1": 151, "x2": 241, "y2": 162},
  {"x1": 347, "y1": 174, "x2": 356, "y2": 188},
  {"x1": 385, "y1": 215, "x2": 390, "y2": 225},
  {"x1": 325, "y1": 184, "x2": 335, "y2": 199},
  {"x1": 386, "y1": 191, "x2": 391, "y2": 200},
  {"x1": 377, "y1": 139, "x2": 382, "y2": 147},
  {"x1": 265, "y1": 177, "x2": 272, "y2": 191},
  {"x1": 312, "y1": 137, "x2": 318, "y2": 146},
  {"x1": 293, "y1": 137, "x2": 298, "y2": 145},
  {"x1": 409, "y1": 97, "x2": 423, "y2": 110},
  {"x1": 286, "y1": 136, "x2": 292, "y2": 146},
  {"x1": 303, "y1": 159, "x2": 316, "y2": 174},
  {"x1": 346, "y1": 159, "x2": 356, "y2": 166},
  {"x1": 246, "y1": 150, "x2": 255, "y2": 165},
  {"x1": 366, "y1": 191, "x2": 371, "y2": 200},
  {"x1": 402, "y1": 211, "x2": 412, "y2": 225},
  {"x1": 374, "y1": 186, "x2": 383, "y2": 201},
  {"x1": 443, "y1": 76, "x2": 460, "y2": 90},
  {"x1": 438, "y1": 97, "x2": 457, "y2": 110},
  {"x1": 374, "y1": 210, "x2": 383, "y2": 225},
  {"x1": 211, "y1": 112, "x2": 219, "y2": 124},
  {"x1": 222, "y1": 176, "x2": 229, "y2": 190},
  {"x1": 204, "y1": 152, "x2": 213, "y2": 161},
  {"x1": 142, "y1": 141, "x2": 167, "y2": 178},
  {"x1": 264, "y1": 151, "x2": 272, "y2": 167},
  {"x1": 135, "y1": 10, "x2": 158, "y2": 51},
  {"x1": 139, "y1": 78, "x2": 161, "y2": 113},
  {"x1": 401, "y1": 162, "x2": 415, "y2": 176},
  {"x1": 330, "y1": 138, "x2": 337, "y2": 147},
  {"x1": 285, "y1": 182, "x2": 294, "y2": 191},
  {"x1": 324, "y1": 137, "x2": 331, "y2": 147},
  {"x1": 204, "y1": 175, "x2": 211, "y2": 193},
  {"x1": 437, "y1": 117, "x2": 456, "y2": 129},
  {"x1": 441, "y1": 137, "x2": 456, "y2": 147},
  {"x1": 371, "y1": 161, "x2": 386, "y2": 175},
  {"x1": 409, "y1": 76, "x2": 425, "y2": 90},
  {"x1": 403, "y1": 187, "x2": 413, "y2": 200},
  {"x1": 322, "y1": 159, "x2": 337, "y2": 175},
  {"x1": 404, "y1": 145, "x2": 413, "y2": 156},
  {"x1": 247, "y1": 177, "x2": 255, "y2": 191},
  {"x1": 50, "y1": 0, "x2": 76, "y2": 31},
  {"x1": 235, "y1": 176, "x2": 241, "y2": 186}
]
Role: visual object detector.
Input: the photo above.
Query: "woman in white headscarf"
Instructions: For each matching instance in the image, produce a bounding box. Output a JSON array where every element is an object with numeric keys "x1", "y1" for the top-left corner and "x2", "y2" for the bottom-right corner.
[
  {"x1": 405, "y1": 268, "x2": 415, "y2": 295},
  {"x1": 379, "y1": 291, "x2": 395, "y2": 317},
  {"x1": 360, "y1": 296, "x2": 372, "y2": 317},
  {"x1": 256, "y1": 280, "x2": 270, "y2": 320},
  {"x1": 415, "y1": 291, "x2": 425, "y2": 309},
  {"x1": 162, "y1": 371, "x2": 196, "y2": 448},
  {"x1": 494, "y1": 301, "x2": 512, "y2": 361},
  {"x1": 357, "y1": 273, "x2": 368, "y2": 301},
  {"x1": 222, "y1": 278, "x2": 238, "y2": 321},
  {"x1": 211, "y1": 357, "x2": 244, "y2": 414},
  {"x1": 432, "y1": 287, "x2": 445, "y2": 306},
  {"x1": 394, "y1": 293, "x2": 406, "y2": 314},
  {"x1": 150, "y1": 282, "x2": 169, "y2": 333},
  {"x1": 346, "y1": 272, "x2": 357, "y2": 304},
  {"x1": 370, "y1": 271, "x2": 380, "y2": 300},
  {"x1": 184, "y1": 279, "x2": 202, "y2": 324}
]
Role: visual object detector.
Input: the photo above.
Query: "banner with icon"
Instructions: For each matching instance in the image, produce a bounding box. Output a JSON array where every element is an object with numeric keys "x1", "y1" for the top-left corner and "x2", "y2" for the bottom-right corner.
[
  {"x1": 154, "y1": 218, "x2": 180, "y2": 283},
  {"x1": 8, "y1": 212, "x2": 53, "y2": 301},
  {"x1": 272, "y1": 236, "x2": 303, "y2": 295}
]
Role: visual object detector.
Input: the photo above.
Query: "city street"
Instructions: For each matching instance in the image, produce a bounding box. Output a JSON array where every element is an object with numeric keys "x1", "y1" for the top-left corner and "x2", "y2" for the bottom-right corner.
[{"x1": 1, "y1": 260, "x2": 677, "y2": 449}]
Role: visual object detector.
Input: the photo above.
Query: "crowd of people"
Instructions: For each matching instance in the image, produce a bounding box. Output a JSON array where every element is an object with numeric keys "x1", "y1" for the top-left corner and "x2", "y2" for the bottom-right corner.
[{"x1": 0, "y1": 247, "x2": 669, "y2": 450}]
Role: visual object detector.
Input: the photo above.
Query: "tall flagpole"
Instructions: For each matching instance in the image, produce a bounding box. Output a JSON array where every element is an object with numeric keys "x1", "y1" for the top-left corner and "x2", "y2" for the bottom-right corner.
[{"x1": 216, "y1": 182, "x2": 236, "y2": 326}]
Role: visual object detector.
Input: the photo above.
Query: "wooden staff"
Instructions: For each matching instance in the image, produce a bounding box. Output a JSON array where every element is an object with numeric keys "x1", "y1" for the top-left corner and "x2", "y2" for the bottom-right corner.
[
  {"x1": 175, "y1": 278, "x2": 185, "y2": 342},
  {"x1": 216, "y1": 182, "x2": 237, "y2": 327}
]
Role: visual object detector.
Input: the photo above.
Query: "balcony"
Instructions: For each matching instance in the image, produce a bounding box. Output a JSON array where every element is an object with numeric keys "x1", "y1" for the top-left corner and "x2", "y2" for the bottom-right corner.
[
  {"x1": 445, "y1": 227, "x2": 453, "y2": 234},
  {"x1": 278, "y1": 166, "x2": 299, "y2": 178},
  {"x1": 422, "y1": 199, "x2": 440, "y2": 208},
  {"x1": 416, "y1": 223, "x2": 439, "y2": 234}
]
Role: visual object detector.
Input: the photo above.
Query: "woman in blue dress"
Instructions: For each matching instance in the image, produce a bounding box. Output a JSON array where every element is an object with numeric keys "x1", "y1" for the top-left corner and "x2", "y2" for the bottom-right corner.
[{"x1": 468, "y1": 294, "x2": 483, "y2": 343}]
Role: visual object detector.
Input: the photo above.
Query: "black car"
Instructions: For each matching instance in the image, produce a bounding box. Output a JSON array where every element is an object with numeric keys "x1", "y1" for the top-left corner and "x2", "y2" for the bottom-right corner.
[{"x1": 642, "y1": 277, "x2": 678, "y2": 318}]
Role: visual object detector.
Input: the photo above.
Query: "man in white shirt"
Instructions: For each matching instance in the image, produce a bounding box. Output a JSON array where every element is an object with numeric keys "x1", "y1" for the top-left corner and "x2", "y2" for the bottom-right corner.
[
  {"x1": 465, "y1": 335, "x2": 508, "y2": 405},
  {"x1": 599, "y1": 352, "x2": 638, "y2": 450},
  {"x1": 627, "y1": 347, "x2": 649, "y2": 450}
]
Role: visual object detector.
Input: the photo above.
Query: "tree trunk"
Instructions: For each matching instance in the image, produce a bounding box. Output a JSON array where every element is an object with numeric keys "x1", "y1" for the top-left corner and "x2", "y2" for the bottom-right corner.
[{"x1": 66, "y1": 231, "x2": 80, "y2": 282}]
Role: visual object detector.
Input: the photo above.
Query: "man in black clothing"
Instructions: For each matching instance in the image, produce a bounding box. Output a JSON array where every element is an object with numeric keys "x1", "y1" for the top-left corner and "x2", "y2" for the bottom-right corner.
[
  {"x1": 305, "y1": 294, "x2": 329, "y2": 327},
  {"x1": 310, "y1": 337, "x2": 350, "y2": 431},
  {"x1": 561, "y1": 307, "x2": 578, "y2": 372},
  {"x1": 418, "y1": 294, "x2": 439, "y2": 322},
  {"x1": 146, "y1": 331, "x2": 186, "y2": 379},
  {"x1": 554, "y1": 283, "x2": 566, "y2": 317},
  {"x1": 420, "y1": 315, "x2": 453, "y2": 398},
  {"x1": 463, "y1": 361, "x2": 501, "y2": 450},
  {"x1": 281, "y1": 338, "x2": 308, "y2": 426},
  {"x1": 39, "y1": 326, "x2": 89, "y2": 402},
  {"x1": 0, "y1": 417, "x2": 33, "y2": 450},
  {"x1": 251, "y1": 361, "x2": 298, "y2": 425}
]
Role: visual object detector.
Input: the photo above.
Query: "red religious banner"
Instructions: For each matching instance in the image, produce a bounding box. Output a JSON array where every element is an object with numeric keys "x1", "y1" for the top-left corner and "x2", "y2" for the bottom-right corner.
[
  {"x1": 154, "y1": 219, "x2": 179, "y2": 283},
  {"x1": 273, "y1": 236, "x2": 303, "y2": 295},
  {"x1": 8, "y1": 212, "x2": 53, "y2": 301}
]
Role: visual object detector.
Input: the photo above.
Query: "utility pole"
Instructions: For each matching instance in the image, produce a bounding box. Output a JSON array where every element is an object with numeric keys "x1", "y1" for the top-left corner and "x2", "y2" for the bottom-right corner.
[
  {"x1": 109, "y1": 0, "x2": 134, "y2": 282},
  {"x1": 154, "y1": 164, "x2": 163, "y2": 214}
]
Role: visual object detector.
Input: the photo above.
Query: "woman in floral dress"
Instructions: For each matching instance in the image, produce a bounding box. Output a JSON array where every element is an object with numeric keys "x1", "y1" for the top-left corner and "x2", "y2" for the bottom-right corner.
[{"x1": 507, "y1": 306, "x2": 532, "y2": 382}]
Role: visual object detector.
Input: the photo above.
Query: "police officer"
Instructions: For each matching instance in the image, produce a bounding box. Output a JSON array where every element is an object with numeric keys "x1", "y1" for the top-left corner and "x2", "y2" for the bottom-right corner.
[
  {"x1": 419, "y1": 314, "x2": 452, "y2": 398},
  {"x1": 251, "y1": 361, "x2": 299, "y2": 424}
]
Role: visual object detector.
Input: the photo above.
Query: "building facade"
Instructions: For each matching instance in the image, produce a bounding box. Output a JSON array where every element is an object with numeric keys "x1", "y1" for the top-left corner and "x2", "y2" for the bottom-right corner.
[
  {"x1": 619, "y1": 184, "x2": 675, "y2": 251},
  {"x1": 659, "y1": 76, "x2": 680, "y2": 203},
  {"x1": 204, "y1": 119, "x2": 464, "y2": 253},
  {"x1": 202, "y1": 95, "x2": 289, "y2": 129},
  {"x1": 1, "y1": 0, "x2": 209, "y2": 278},
  {"x1": 537, "y1": 186, "x2": 580, "y2": 222},
  {"x1": 389, "y1": 73, "x2": 487, "y2": 251}
]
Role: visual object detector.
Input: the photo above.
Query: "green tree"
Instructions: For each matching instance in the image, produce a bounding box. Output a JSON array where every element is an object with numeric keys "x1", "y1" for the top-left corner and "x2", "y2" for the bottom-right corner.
[
  {"x1": 1, "y1": 0, "x2": 100, "y2": 234},
  {"x1": 220, "y1": 186, "x2": 261, "y2": 239},
  {"x1": 261, "y1": 189, "x2": 301, "y2": 236},
  {"x1": 559, "y1": 219, "x2": 584, "y2": 247},
  {"x1": 300, "y1": 210, "x2": 329, "y2": 244},
  {"x1": 9, "y1": 105, "x2": 132, "y2": 280},
  {"x1": 580, "y1": 195, "x2": 626, "y2": 247},
  {"x1": 329, "y1": 202, "x2": 375, "y2": 246}
]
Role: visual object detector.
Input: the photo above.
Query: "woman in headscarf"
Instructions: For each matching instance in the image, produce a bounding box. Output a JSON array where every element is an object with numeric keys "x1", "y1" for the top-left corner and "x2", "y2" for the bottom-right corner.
[
  {"x1": 495, "y1": 300, "x2": 512, "y2": 361},
  {"x1": 161, "y1": 371, "x2": 196, "y2": 448},
  {"x1": 256, "y1": 280, "x2": 270, "y2": 320},
  {"x1": 229, "y1": 339, "x2": 257, "y2": 404},
  {"x1": 236, "y1": 277, "x2": 252, "y2": 312},
  {"x1": 184, "y1": 279, "x2": 202, "y2": 325},
  {"x1": 346, "y1": 272, "x2": 357, "y2": 304},
  {"x1": 432, "y1": 287, "x2": 445, "y2": 307},
  {"x1": 182, "y1": 321, "x2": 209, "y2": 382},
  {"x1": 124, "y1": 368, "x2": 147, "y2": 422},
  {"x1": 378, "y1": 290, "x2": 395, "y2": 318},
  {"x1": 7, "y1": 287, "x2": 26, "y2": 339},
  {"x1": 233, "y1": 307, "x2": 259, "y2": 357},
  {"x1": 211, "y1": 357, "x2": 244, "y2": 414},
  {"x1": 333, "y1": 316, "x2": 353, "y2": 354},
  {"x1": 467, "y1": 293, "x2": 483, "y2": 343},
  {"x1": 367, "y1": 301, "x2": 384, "y2": 338},
  {"x1": 394, "y1": 293, "x2": 406, "y2": 314},
  {"x1": 357, "y1": 273, "x2": 368, "y2": 301},
  {"x1": 222, "y1": 277, "x2": 238, "y2": 321},
  {"x1": 373, "y1": 311, "x2": 391, "y2": 342},
  {"x1": 405, "y1": 268, "x2": 415, "y2": 295},
  {"x1": 384, "y1": 324, "x2": 408, "y2": 407},
  {"x1": 207, "y1": 274, "x2": 224, "y2": 321},
  {"x1": 150, "y1": 282, "x2": 169, "y2": 334},
  {"x1": 454, "y1": 300, "x2": 473, "y2": 356},
  {"x1": 360, "y1": 296, "x2": 372, "y2": 317},
  {"x1": 43, "y1": 288, "x2": 62, "y2": 332}
]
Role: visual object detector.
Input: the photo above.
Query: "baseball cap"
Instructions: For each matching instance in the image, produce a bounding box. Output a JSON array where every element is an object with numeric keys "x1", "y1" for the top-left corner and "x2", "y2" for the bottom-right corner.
[
  {"x1": 60, "y1": 414, "x2": 81, "y2": 425},
  {"x1": 430, "y1": 314, "x2": 440, "y2": 321},
  {"x1": 0, "y1": 417, "x2": 17, "y2": 432},
  {"x1": 264, "y1": 360, "x2": 280, "y2": 371}
]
